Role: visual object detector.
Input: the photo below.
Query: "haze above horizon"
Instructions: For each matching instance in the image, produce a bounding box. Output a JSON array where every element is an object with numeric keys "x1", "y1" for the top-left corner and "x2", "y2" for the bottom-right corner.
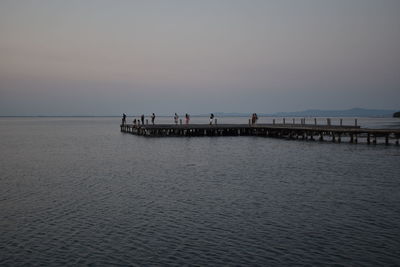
[{"x1": 1, "y1": 0, "x2": 399, "y2": 116}]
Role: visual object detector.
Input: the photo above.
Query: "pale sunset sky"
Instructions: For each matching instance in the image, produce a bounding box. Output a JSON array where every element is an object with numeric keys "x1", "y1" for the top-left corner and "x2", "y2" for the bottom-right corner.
[{"x1": 0, "y1": 0, "x2": 399, "y2": 115}]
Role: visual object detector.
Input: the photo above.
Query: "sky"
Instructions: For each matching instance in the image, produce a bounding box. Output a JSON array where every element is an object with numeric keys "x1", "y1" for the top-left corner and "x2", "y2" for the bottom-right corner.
[{"x1": 0, "y1": 0, "x2": 399, "y2": 116}]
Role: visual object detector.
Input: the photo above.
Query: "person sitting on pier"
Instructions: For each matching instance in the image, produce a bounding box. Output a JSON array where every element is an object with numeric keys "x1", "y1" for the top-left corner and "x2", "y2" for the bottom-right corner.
[
  {"x1": 210, "y1": 113, "x2": 214, "y2": 125},
  {"x1": 141, "y1": 114, "x2": 145, "y2": 125},
  {"x1": 174, "y1": 113, "x2": 179, "y2": 125},
  {"x1": 185, "y1": 113, "x2": 190, "y2": 124},
  {"x1": 122, "y1": 113, "x2": 127, "y2": 125},
  {"x1": 151, "y1": 113, "x2": 155, "y2": 125}
]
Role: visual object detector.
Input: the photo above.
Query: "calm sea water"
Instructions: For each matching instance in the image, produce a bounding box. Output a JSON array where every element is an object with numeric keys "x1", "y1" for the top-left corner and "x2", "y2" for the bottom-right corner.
[{"x1": 1, "y1": 117, "x2": 400, "y2": 266}]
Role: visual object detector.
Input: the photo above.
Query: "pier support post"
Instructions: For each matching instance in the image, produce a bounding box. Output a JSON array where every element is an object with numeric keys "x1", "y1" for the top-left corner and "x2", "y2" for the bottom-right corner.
[
  {"x1": 332, "y1": 133, "x2": 336, "y2": 142},
  {"x1": 319, "y1": 133, "x2": 324, "y2": 141},
  {"x1": 373, "y1": 135, "x2": 377, "y2": 144},
  {"x1": 338, "y1": 134, "x2": 341, "y2": 143},
  {"x1": 385, "y1": 135, "x2": 389, "y2": 145},
  {"x1": 367, "y1": 133, "x2": 370, "y2": 144},
  {"x1": 355, "y1": 134, "x2": 358, "y2": 144},
  {"x1": 350, "y1": 134, "x2": 354, "y2": 143}
]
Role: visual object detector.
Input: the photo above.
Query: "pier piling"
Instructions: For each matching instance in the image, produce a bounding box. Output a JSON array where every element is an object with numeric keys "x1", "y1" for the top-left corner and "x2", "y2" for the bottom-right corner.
[{"x1": 120, "y1": 122, "x2": 400, "y2": 146}]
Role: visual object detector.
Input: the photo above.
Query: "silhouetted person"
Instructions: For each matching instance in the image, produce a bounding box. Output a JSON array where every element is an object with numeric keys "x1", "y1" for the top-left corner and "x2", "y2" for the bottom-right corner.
[
  {"x1": 141, "y1": 114, "x2": 144, "y2": 125},
  {"x1": 185, "y1": 113, "x2": 190, "y2": 124},
  {"x1": 151, "y1": 113, "x2": 155, "y2": 125},
  {"x1": 209, "y1": 113, "x2": 214, "y2": 125},
  {"x1": 251, "y1": 113, "x2": 258, "y2": 125},
  {"x1": 174, "y1": 113, "x2": 179, "y2": 125},
  {"x1": 122, "y1": 113, "x2": 126, "y2": 125}
]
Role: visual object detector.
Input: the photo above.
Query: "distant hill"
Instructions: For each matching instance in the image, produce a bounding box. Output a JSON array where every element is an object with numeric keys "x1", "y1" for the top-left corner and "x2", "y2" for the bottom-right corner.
[
  {"x1": 394, "y1": 111, "x2": 400, "y2": 118},
  {"x1": 197, "y1": 108, "x2": 397, "y2": 117},
  {"x1": 268, "y1": 108, "x2": 396, "y2": 117}
]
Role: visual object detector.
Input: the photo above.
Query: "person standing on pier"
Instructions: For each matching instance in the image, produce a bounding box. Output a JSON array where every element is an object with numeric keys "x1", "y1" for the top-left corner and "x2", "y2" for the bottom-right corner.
[
  {"x1": 185, "y1": 113, "x2": 190, "y2": 124},
  {"x1": 151, "y1": 113, "x2": 155, "y2": 125},
  {"x1": 122, "y1": 113, "x2": 126, "y2": 125},
  {"x1": 209, "y1": 113, "x2": 214, "y2": 125},
  {"x1": 174, "y1": 113, "x2": 179, "y2": 125},
  {"x1": 251, "y1": 113, "x2": 258, "y2": 125},
  {"x1": 141, "y1": 114, "x2": 144, "y2": 125}
]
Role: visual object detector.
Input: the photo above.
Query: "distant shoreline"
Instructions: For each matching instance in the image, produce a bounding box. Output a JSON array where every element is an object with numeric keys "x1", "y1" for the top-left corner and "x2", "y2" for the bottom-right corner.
[
  {"x1": 0, "y1": 115, "x2": 397, "y2": 118},
  {"x1": 0, "y1": 108, "x2": 398, "y2": 118}
]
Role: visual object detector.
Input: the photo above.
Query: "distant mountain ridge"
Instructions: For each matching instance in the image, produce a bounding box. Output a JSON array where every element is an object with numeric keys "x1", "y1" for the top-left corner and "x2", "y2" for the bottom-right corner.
[
  {"x1": 270, "y1": 108, "x2": 396, "y2": 117},
  {"x1": 212, "y1": 108, "x2": 397, "y2": 117}
]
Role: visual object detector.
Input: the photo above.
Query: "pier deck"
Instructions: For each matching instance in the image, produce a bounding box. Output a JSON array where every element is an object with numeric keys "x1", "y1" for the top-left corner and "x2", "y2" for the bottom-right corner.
[{"x1": 120, "y1": 123, "x2": 400, "y2": 145}]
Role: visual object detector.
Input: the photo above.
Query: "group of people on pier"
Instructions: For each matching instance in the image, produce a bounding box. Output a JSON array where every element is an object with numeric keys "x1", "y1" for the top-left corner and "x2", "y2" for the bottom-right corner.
[
  {"x1": 174, "y1": 113, "x2": 191, "y2": 125},
  {"x1": 122, "y1": 113, "x2": 192, "y2": 126},
  {"x1": 122, "y1": 113, "x2": 258, "y2": 126}
]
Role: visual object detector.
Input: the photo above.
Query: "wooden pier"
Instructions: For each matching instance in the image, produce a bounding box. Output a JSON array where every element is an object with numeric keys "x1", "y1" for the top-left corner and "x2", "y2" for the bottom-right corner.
[{"x1": 120, "y1": 122, "x2": 400, "y2": 145}]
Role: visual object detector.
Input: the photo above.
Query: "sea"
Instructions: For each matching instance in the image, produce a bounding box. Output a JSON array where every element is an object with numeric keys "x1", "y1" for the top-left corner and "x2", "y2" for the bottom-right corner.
[{"x1": 1, "y1": 116, "x2": 400, "y2": 266}]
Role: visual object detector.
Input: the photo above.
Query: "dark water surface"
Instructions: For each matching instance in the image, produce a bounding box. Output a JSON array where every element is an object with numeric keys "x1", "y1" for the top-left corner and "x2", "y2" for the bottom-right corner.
[{"x1": 1, "y1": 117, "x2": 400, "y2": 266}]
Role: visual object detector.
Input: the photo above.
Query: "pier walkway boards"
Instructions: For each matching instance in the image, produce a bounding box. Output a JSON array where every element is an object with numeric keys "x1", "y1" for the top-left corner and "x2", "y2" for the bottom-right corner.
[{"x1": 120, "y1": 123, "x2": 400, "y2": 145}]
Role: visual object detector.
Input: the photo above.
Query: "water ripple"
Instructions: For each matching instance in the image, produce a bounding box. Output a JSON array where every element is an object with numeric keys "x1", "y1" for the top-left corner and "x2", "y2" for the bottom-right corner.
[{"x1": 1, "y1": 118, "x2": 400, "y2": 266}]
